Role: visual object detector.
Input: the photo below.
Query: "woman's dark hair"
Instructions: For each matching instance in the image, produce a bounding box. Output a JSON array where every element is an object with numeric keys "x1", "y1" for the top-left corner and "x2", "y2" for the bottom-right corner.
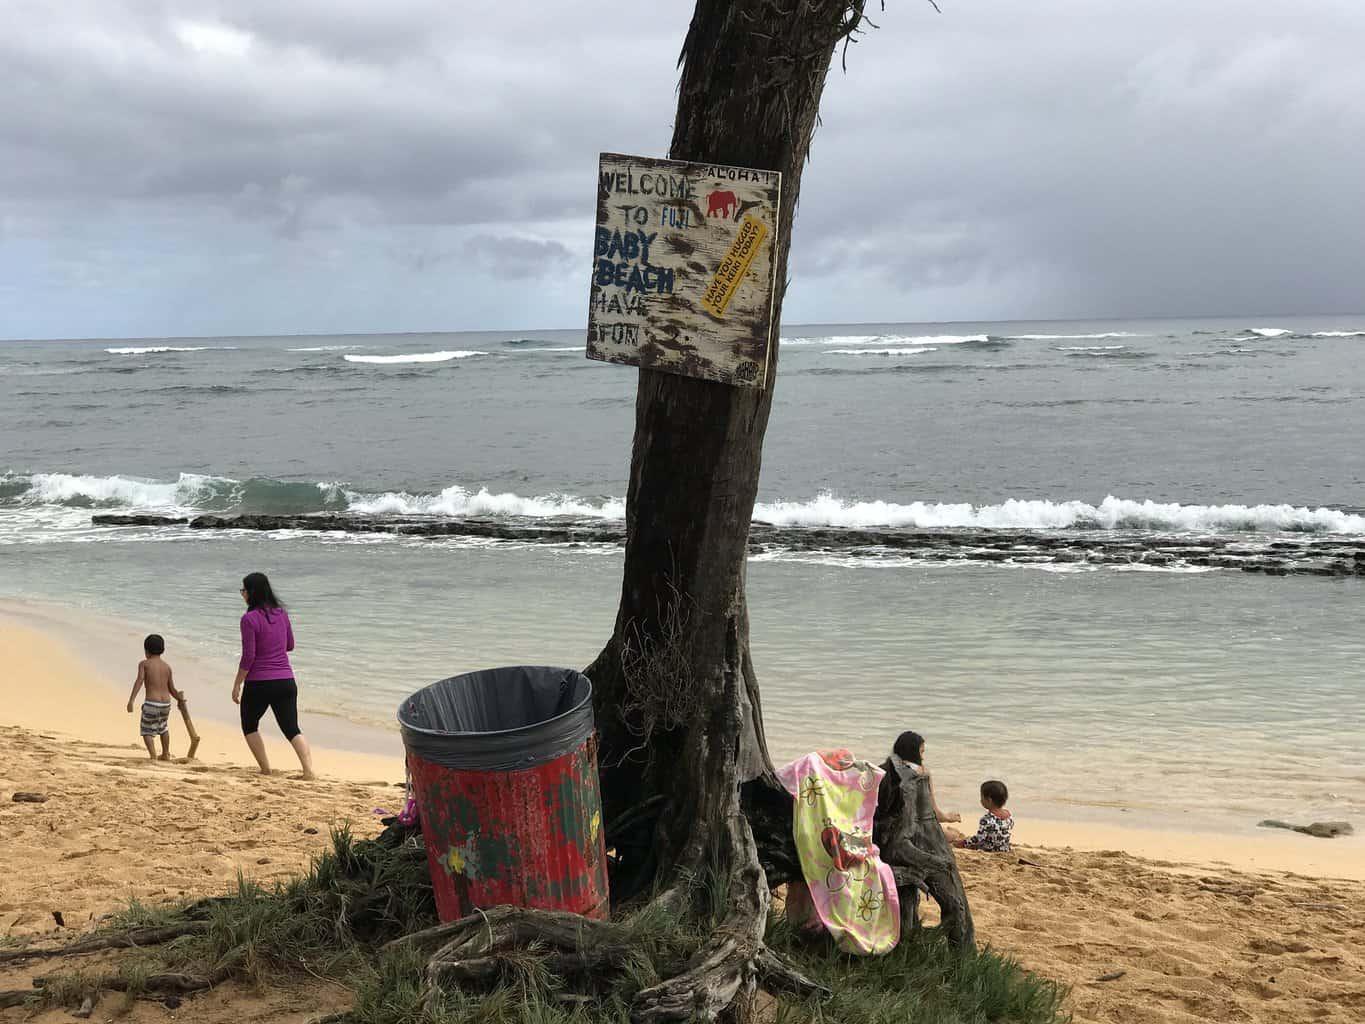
[
  {"x1": 242, "y1": 572, "x2": 284, "y2": 612},
  {"x1": 892, "y1": 730, "x2": 925, "y2": 765},
  {"x1": 981, "y1": 780, "x2": 1008, "y2": 808}
]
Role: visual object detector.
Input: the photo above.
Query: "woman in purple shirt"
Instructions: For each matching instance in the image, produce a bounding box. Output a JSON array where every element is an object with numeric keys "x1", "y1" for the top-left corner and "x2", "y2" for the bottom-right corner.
[{"x1": 232, "y1": 572, "x2": 314, "y2": 779}]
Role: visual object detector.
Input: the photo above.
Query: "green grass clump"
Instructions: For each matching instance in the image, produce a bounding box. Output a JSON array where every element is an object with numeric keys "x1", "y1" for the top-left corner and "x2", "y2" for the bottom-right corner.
[
  {"x1": 41, "y1": 830, "x2": 1066, "y2": 1024},
  {"x1": 155, "y1": 825, "x2": 437, "y2": 985},
  {"x1": 769, "y1": 916, "x2": 1069, "y2": 1024}
]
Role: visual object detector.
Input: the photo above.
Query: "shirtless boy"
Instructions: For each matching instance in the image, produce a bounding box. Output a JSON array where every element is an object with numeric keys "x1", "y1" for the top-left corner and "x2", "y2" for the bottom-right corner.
[{"x1": 126, "y1": 633, "x2": 185, "y2": 760}]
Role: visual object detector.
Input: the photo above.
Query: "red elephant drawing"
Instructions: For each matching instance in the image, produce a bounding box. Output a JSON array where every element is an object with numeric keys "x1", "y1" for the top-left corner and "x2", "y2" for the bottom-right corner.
[{"x1": 706, "y1": 189, "x2": 738, "y2": 219}]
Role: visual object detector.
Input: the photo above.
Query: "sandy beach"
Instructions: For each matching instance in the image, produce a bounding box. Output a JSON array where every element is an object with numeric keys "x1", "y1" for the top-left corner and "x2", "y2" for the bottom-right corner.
[{"x1": 2, "y1": 604, "x2": 1363, "y2": 1023}]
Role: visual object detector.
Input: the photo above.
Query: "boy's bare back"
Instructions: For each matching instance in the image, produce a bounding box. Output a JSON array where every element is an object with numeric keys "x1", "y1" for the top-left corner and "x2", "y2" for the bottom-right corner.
[{"x1": 140, "y1": 656, "x2": 175, "y2": 703}]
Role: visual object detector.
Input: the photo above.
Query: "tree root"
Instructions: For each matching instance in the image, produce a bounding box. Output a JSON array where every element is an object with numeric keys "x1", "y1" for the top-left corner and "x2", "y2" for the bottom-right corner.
[
  {"x1": 385, "y1": 905, "x2": 627, "y2": 959},
  {"x1": 0, "y1": 922, "x2": 208, "y2": 964},
  {"x1": 410, "y1": 905, "x2": 826, "y2": 1023},
  {"x1": 0, "y1": 990, "x2": 31, "y2": 1009},
  {"x1": 106, "y1": 968, "x2": 232, "y2": 994},
  {"x1": 754, "y1": 948, "x2": 829, "y2": 999},
  {"x1": 33, "y1": 966, "x2": 232, "y2": 997}
]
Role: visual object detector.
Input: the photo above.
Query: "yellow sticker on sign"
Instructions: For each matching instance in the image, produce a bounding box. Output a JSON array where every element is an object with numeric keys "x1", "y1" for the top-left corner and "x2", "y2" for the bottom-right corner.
[{"x1": 701, "y1": 215, "x2": 768, "y2": 319}]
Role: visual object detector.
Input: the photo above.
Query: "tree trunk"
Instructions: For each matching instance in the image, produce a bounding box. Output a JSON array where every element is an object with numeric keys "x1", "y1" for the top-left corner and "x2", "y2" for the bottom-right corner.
[
  {"x1": 587, "y1": 0, "x2": 863, "y2": 899},
  {"x1": 422, "y1": 5, "x2": 974, "y2": 1019}
]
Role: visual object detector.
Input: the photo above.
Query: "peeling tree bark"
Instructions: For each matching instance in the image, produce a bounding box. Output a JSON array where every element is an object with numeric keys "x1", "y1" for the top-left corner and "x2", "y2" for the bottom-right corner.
[{"x1": 872, "y1": 759, "x2": 976, "y2": 949}]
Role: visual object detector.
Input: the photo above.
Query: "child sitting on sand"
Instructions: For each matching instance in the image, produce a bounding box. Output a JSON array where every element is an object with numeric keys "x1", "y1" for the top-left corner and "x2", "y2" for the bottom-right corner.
[
  {"x1": 954, "y1": 780, "x2": 1014, "y2": 852},
  {"x1": 126, "y1": 633, "x2": 186, "y2": 761}
]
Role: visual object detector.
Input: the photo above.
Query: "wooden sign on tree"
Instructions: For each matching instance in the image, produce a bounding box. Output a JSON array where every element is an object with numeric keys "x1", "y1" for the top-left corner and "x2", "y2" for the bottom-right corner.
[{"x1": 586, "y1": 152, "x2": 781, "y2": 388}]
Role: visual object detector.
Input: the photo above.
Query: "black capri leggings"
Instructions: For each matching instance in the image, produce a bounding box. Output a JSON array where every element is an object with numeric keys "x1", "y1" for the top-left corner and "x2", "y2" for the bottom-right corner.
[{"x1": 240, "y1": 678, "x2": 302, "y2": 740}]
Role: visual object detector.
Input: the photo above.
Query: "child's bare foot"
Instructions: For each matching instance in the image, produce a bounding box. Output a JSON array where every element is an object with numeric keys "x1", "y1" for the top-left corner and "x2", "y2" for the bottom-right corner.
[
  {"x1": 158, "y1": 753, "x2": 171, "y2": 761},
  {"x1": 300, "y1": 770, "x2": 317, "y2": 782},
  {"x1": 186, "y1": 737, "x2": 201, "y2": 760}
]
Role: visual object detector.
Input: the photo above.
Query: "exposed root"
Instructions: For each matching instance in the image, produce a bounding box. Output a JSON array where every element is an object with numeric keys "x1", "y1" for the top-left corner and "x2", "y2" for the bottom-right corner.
[
  {"x1": 102, "y1": 968, "x2": 232, "y2": 994},
  {"x1": 754, "y1": 948, "x2": 830, "y2": 999},
  {"x1": 0, "y1": 922, "x2": 209, "y2": 964},
  {"x1": 0, "y1": 990, "x2": 31, "y2": 1009},
  {"x1": 33, "y1": 966, "x2": 232, "y2": 1001},
  {"x1": 386, "y1": 906, "x2": 626, "y2": 959}
]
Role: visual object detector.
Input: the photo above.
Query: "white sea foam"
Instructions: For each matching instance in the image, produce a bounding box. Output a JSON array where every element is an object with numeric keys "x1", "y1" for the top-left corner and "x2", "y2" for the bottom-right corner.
[
  {"x1": 1310, "y1": 331, "x2": 1365, "y2": 338},
  {"x1": 21, "y1": 472, "x2": 229, "y2": 509},
  {"x1": 9, "y1": 472, "x2": 1363, "y2": 538},
  {"x1": 343, "y1": 351, "x2": 488, "y2": 364},
  {"x1": 784, "y1": 334, "x2": 988, "y2": 346},
  {"x1": 749, "y1": 493, "x2": 1365, "y2": 534},
  {"x1": 1112, "y1": 563, "x2": 1217, "y2": 575},
  {"x1": 288, "y1": 344, "x2": 361, "y2": 352},
  {"x1": 1246, "y1": 328, "x2": 1292, "y2": 338},
  {"x1": 781, "y1": 335, "x2": 881, "y2": 346},
  {"x1": 826, "y1": 347, "x2": 935, "y2": 356},
  {"x1": 105, "y1": 346, "x2": 213, "y2": 355},
  {"x1": 1053, "y1": 345, "x2": 1127, "y2": 352},
  {"x1": 1008, "y1": 332, "x2": 1140, "y2": 340},
  {"x1": 345, "y1": 484, "x2": 626, "y2": 519}
]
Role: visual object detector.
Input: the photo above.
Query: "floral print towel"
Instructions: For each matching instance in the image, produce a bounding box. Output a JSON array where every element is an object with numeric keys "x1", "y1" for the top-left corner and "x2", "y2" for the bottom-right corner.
[{"x1": 776, "y1": 750, "x2": 900, "y2": 955}]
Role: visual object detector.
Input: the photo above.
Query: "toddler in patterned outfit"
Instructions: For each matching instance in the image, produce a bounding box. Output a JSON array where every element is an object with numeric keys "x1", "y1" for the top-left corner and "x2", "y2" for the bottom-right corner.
[{"x1": 954, "y1": 780, "x2": 1013, "y2": 852}]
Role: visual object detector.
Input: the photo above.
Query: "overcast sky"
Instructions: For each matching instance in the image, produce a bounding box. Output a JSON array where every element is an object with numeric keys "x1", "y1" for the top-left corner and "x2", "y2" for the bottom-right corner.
[{"x1": 3, "y1": 1, "x2": 1363, "y2": 340}]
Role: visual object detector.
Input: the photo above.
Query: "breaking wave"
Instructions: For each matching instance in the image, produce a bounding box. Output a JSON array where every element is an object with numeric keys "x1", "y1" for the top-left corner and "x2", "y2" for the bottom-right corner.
[
  {"x1": 1007, "y1": 332, "x2": 1141, "y2": 340},
  {"x1": 1245, "y1": 328, "x2": 1292, "y2": 338},
  {"x1": 343, "y1": 351, "x2": 488, "y2": 364},
  {"x1": 105, "y1": 346, "x2": 215, "y2": 355},
  {"x1": 347, "y1": 485, "x2": 625, "y2": 519},
  {"x1": 0, "y1": 473, "x2": 347, "y2": 515},
  {"x1": 4, "y1": 473, "x2": 1363, "y2": 537},
  {"x1": 1310, "y1": 331, "x2": 1365, "y2": 338},
  {"x1": 749, "y1": 494, "x2": 1365, "y2": 534},
  {"x1": 287, "y1": 344, "x2": 361, "y2": 352},
  {"x1": 826, "y1": 347, "x2": 935, "y2": 356},
  {"x1": 784, "y1": 334, "x2": 990, "y2": 347}
]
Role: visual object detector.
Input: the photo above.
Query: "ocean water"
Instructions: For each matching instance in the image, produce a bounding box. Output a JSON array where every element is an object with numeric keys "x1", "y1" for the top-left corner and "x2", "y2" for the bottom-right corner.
[{"x1": 2, "y1": 317, "x2": 1363, "y2": 833}]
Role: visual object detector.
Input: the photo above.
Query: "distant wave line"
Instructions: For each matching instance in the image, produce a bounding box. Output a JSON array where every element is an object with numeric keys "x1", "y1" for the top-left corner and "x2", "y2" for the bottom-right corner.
[{"x1": 343, "y1": 350, "x2": 488, "y2": 364}]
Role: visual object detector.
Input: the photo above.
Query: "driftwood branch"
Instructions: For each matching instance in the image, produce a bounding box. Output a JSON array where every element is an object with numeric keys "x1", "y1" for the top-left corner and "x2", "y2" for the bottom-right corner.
[
  {"x1": 32, "y1": 966, "x2": 232, "y2": 999},
  {"x1": 0, "y1": 922, "x2": 208, "y2": 964},
  {"x1": 873, "y1": 759, "x2": 975, "y2": 949}
]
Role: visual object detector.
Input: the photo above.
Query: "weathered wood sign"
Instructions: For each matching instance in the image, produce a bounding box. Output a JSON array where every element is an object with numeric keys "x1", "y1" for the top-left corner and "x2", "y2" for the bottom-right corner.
[{"x1": 586, "y1": 152, "x2": 781, "y2": 388}]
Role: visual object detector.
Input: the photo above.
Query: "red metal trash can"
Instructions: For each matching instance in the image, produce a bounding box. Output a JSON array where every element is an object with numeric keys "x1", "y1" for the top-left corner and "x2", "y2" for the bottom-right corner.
[{"x1": 398, "y1": 666, "x2": 608, "y2": 922}]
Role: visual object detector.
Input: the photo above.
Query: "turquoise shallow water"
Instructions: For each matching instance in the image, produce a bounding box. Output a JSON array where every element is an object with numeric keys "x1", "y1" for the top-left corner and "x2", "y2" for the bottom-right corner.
[{"x1": 2, "y1": 316, "x2": 1363, "y2": 831}]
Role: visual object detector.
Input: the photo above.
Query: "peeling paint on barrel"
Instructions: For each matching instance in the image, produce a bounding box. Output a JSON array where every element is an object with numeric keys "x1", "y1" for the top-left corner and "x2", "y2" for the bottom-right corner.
[{"x1": 408, "y1": 733, "x2": 609, "y2": 922}]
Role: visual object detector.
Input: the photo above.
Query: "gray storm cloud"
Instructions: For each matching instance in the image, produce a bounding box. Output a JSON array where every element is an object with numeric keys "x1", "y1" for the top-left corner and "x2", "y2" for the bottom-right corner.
[{"x1": 2, "y1": 0, "x2": 1362, "y2": 338}]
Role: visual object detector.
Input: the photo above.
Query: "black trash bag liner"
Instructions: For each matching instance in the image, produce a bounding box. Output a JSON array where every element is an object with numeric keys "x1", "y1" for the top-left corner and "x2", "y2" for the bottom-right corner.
[{"x1": 399, "y1": 666, "x2": 594, "y2": 771}]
